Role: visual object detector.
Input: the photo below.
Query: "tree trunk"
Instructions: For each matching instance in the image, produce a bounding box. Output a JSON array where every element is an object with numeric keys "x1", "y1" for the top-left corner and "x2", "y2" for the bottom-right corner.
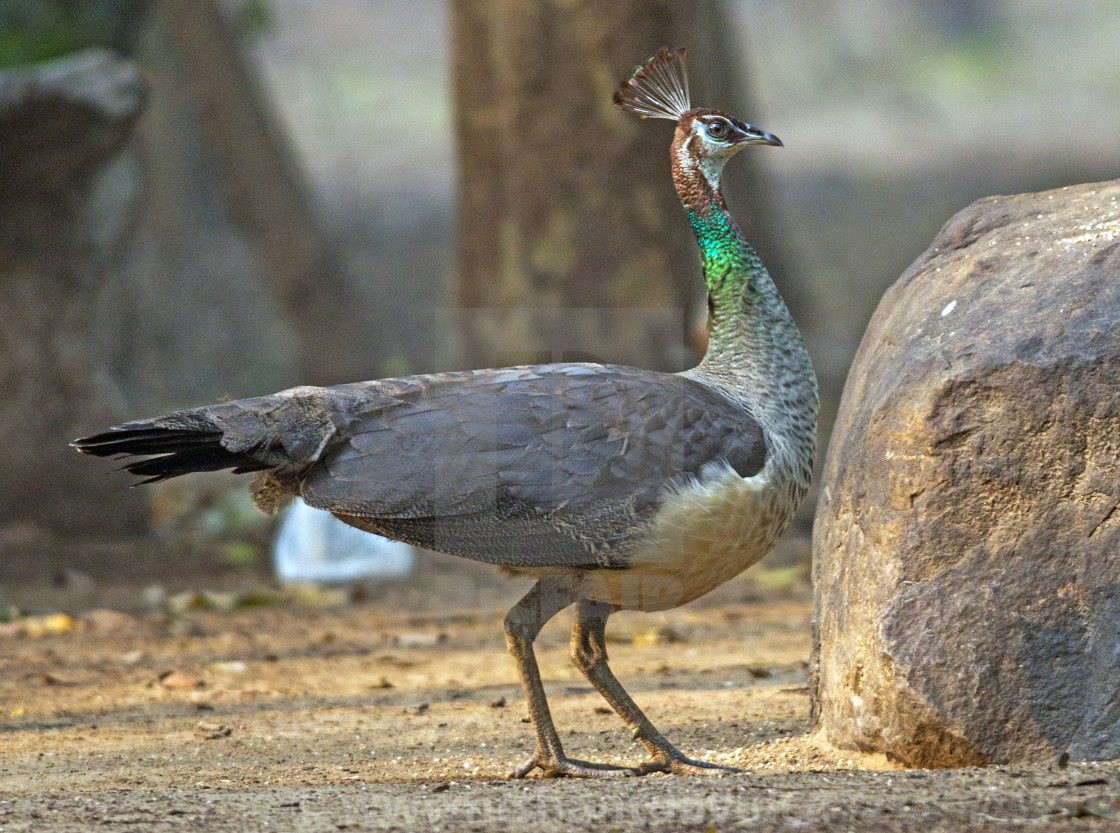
[
  {"x1": 0, "y1": 50, "x2": 147, "y2": 539},
  {"x1": 156, "y1": 0, "x2": 360, "y2": 385},
  {"x1": 450, "y1": 0, "x2": 790, "y2": 370}
]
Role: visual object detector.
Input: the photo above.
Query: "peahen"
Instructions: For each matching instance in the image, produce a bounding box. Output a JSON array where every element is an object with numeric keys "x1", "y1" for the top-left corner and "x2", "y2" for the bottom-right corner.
[{"x1": 74, "y1": 48, "x2": 818, "y2": 778}]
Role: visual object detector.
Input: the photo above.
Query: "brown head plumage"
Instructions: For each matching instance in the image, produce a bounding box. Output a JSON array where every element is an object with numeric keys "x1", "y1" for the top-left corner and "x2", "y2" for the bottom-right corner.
[{"x1": 616, "y1": 48, "x2": 782, "y2": 215}]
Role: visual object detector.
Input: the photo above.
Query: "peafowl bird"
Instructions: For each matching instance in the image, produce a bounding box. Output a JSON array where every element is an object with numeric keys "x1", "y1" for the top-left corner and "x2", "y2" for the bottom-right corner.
[{"x1": 73, "y1": 48, "x2": 818, "y2": 778}]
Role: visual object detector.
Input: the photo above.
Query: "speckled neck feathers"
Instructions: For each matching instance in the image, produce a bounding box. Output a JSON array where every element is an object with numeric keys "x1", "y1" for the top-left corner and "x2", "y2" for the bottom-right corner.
[{"x1": 680, "y1": 155, "x2": 818, "y2": 505}]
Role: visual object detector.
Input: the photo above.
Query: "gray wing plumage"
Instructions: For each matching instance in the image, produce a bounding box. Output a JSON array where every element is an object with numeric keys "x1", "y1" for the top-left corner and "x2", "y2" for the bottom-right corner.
[{"x1": 301, "y1": 364, "x2": 766, "y2": 569}]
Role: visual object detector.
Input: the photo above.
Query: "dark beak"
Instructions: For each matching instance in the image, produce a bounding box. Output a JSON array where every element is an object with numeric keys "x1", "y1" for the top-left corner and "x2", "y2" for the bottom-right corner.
[
  {"x1": 746, "y1": 127, "x2": 782, "y2": 147},
  {"x1": 734, "y1": 120, "x2": 782, "y2": 147},
  {"x1": 759, "y1": 130, "x2": 782, "y2": 147}
]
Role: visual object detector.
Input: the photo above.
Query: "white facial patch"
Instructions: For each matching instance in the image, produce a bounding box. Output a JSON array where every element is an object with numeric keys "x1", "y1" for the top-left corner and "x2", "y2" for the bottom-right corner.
[{"x1": 691, "y1": 122, "x2": 741, "y2": 191}]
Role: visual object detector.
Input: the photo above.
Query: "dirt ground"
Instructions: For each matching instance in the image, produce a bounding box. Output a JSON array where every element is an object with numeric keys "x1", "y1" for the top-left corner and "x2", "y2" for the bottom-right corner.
[{"x1": 1, "y1": 557, "x2": 1119, "y2": 833}]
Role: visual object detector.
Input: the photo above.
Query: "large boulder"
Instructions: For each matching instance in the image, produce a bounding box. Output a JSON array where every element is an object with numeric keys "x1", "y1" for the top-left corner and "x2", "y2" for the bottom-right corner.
[{"x1": 811, "y1": 178, "x2": 1120, "y2": 767}]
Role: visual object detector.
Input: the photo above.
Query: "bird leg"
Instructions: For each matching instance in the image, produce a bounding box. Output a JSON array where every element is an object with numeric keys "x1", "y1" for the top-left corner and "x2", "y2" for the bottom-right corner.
[
  {"x1": 570, "y1": 599, "x2": 744, "y2": 776},
  {"x1": 504, "y1": 577, "x2": 636, "y2": 778}
]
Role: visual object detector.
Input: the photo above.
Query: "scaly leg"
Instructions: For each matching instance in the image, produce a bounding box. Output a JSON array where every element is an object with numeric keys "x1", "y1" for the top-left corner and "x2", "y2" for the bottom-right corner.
[
  {"x1": 570, "y1": 599, "x2": 743, "y2": 776},
  {"x1": 505, "y1": 577, "x2": 636, "y2": 778}
]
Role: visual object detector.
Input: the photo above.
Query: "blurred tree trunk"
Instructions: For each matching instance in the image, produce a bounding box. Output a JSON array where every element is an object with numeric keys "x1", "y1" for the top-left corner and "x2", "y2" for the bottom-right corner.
[
  {"x1": 156, "y1": 0, "x2": 360, "y2": 385},
  {"x1": 0, "y1": 50, "x2": 147, "y2": 540},
  {"x1": 450, "y1": 0, "x2": 794, "y2": 370}
]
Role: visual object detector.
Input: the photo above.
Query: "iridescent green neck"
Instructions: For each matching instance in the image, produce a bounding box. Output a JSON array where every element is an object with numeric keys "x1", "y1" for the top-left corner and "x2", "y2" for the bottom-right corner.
[
  {"x1": 684, "y1": 199, "x2": 817, "y2": 446},
  {"x1": 686, "y1": 207, "x2": 766, "y2": 350},
  {"x1": 667, "y1": 113, "x2": 818, "y2": 510}
]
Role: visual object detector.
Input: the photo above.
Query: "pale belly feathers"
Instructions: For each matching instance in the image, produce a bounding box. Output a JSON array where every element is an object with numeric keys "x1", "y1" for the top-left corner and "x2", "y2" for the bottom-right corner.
[{"x1": 579, "y1": 461, "x2": 788, "y2": 612}]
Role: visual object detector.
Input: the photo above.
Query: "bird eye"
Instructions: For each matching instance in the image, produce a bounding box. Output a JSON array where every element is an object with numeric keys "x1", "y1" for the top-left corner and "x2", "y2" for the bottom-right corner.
[{"x1": 706, "y1": 119, "x2": 730, "y2": 139}]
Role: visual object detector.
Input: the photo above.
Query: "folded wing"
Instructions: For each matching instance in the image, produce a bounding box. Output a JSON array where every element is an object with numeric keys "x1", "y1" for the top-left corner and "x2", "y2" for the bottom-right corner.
[{"x1": 302, "y1": 364, "x2": 766, "y2": 569}]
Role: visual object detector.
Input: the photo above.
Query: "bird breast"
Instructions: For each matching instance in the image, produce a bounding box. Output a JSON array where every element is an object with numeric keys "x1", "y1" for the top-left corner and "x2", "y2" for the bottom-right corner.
[{"x1": 579, "y1": 461, "x2": 787, "y2": 612}]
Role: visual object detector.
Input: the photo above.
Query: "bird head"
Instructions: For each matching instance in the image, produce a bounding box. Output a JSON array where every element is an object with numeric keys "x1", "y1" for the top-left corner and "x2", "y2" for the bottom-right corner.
[{"x1": 614, "y1": 48, "x2": 781, "y2": 203}]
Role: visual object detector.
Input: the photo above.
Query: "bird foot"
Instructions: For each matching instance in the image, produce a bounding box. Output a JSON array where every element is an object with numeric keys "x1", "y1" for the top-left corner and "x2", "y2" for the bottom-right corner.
[
  {"x1": 636, "y1": 750, "x2": 744, "y2": 777},
  {"x1": 507, "y1": 752, "x2": 637, "y2": 779}
]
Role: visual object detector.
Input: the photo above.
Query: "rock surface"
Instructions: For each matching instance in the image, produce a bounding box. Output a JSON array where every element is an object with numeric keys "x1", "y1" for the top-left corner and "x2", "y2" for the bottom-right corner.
[{"x1": 811, "y1": 178, "x2": 1120, "y2": 767}]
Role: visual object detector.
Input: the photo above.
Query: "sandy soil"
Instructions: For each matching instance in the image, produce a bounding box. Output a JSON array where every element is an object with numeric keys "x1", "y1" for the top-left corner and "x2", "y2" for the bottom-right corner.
[{"x1": 1, "y1": 565, "x2": 1118, "y2": 833}]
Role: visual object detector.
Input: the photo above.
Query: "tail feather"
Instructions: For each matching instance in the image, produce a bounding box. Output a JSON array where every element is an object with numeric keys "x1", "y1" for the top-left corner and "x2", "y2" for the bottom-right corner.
[
  {"x1": 74, "y1": 388, "x2": 340, "y2": 490},
  {"x1": 72, "y1": 420, "x2": 270, "y2": 484},
  {"x1": 74, "y1": 426, "x2": 222, "y2": 454}
]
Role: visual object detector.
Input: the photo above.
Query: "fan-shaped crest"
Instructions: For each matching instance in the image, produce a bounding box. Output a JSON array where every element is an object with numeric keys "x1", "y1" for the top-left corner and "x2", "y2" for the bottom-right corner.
[{"x1": 613, "y1": 47, "x2": 691, "y2": 120}]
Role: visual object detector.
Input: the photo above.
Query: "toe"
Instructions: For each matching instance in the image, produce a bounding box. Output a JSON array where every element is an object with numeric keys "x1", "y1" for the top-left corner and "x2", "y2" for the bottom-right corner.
[
  {"x1": 547, "y1": 758, "x2": 636, "y2": 778},
  {"x1": 638, "y1": 753, "x2": 744, "y2": 776},
  {"x1": 506, "y1": 757, "x2": 540, "y2": 779},
  {"x1": 507, "y1": 754, "x2": 637, "y2": 779}
]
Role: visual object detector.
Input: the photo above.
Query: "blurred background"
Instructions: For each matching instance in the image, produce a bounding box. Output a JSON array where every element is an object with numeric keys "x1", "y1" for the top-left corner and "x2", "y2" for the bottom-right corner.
[{"x1": 1, "y1": 0, "x2": 1118, "y2": 606}]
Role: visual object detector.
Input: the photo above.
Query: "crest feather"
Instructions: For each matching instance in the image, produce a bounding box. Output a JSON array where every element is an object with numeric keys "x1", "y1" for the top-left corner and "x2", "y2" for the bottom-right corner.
[{"x1": 613, "y1": 47, "x2": 691, "y2": 120}]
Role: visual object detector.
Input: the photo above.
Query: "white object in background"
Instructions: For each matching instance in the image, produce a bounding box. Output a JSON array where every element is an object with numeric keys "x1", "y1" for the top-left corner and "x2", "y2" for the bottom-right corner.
[{"x1": 273, "y1": 499, "x2": 416, "y2": 585}]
